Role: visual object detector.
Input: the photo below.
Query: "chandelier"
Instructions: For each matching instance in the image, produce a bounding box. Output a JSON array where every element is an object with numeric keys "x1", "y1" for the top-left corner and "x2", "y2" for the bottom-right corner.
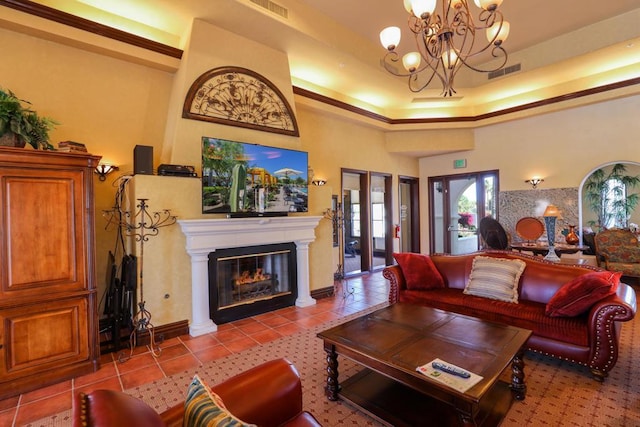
[{"x1": 379, "y1": 0, "x2": 510, "y2": 96}]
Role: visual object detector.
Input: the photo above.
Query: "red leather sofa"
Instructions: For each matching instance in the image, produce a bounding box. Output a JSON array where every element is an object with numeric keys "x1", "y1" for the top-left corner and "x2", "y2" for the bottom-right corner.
[
  {"x1": 383, "y1": 250, "x2": 637, "y2": 381},
  {"x1": 72, "y1": 358, "x2": 321, "y2": 427}
]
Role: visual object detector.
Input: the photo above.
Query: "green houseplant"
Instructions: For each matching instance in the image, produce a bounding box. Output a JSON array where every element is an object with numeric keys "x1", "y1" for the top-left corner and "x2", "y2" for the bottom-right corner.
[
  {"x1": 0, "y1": 88, "x2": 57, "y2": 150},
  {"x1": 584, "y1": 163, "x2": 640, "y2": 231}
]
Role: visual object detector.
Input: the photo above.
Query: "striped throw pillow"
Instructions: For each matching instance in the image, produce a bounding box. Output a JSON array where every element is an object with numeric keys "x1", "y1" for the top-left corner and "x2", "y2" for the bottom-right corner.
[
  {"x1": 184, "y1": 375, "x2": 256, "y2": 427},
  {"x1": 463, "y1": 256, "x2": 526, "y2": 303}
]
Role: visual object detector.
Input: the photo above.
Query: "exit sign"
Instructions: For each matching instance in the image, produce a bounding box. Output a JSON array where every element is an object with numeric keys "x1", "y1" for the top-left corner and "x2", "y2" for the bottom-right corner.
[{"x1": 454, "y1": 159, "x2": 467, "y2": 169}]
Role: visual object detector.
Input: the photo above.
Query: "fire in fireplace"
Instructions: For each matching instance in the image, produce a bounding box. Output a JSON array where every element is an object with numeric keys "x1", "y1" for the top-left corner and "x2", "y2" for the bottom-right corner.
[{"x1": 208, "y1": 242, "x2": 297, "y2": 324}]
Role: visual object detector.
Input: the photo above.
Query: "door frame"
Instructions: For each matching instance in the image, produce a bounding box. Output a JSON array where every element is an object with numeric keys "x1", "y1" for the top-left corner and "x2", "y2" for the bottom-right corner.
[
  {"x1": 428, "y1": 170, "x2": 499, "y2": 254},
  {"x1": 399, "y1": 176, "x2": 420, "y2": 253},
  {"x1": 370, "y1": 171, "x2": 394, "y2": 268}
]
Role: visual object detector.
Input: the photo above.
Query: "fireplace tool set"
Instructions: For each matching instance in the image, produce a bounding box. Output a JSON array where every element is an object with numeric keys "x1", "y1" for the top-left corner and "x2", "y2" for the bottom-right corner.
[
  {"x1": 104, "y1": 198, "x2": 177, "y2": 362},
  {"x1": 324, "y1": 202, "x2": 354, "y2": 298}
]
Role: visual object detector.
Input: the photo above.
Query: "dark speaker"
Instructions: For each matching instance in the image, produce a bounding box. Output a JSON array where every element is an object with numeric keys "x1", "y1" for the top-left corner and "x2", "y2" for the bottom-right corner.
[{"x1": 134, "y1": 145, "x2": 153, "y2": 175}]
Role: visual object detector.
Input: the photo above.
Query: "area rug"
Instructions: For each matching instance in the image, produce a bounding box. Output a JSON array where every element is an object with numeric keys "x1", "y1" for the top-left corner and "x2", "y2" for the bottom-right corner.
[{"x1": 32, "y1": 302, "x2": 640, "y2": 426}]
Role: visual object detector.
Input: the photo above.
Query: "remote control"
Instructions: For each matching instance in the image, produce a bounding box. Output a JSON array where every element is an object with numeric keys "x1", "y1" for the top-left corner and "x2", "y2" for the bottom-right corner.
[{"x1": 432, "y1": 361, "x2": 471, "y2": 378}]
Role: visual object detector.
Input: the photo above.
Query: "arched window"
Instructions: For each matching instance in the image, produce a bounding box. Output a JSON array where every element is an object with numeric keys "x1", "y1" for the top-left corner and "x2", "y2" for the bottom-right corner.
[
  {"x1": 604, "y1": 177, "x2": 627, "y2": 229},
  {"x1": 583, "y1": 163, "x2": 640, "y2": 231}
]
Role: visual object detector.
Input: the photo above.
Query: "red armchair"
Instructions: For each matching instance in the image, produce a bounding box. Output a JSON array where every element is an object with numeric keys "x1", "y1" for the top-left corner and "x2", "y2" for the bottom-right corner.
[{"x1": 72, "y1": 358, "x2": 321, "y2": 427}]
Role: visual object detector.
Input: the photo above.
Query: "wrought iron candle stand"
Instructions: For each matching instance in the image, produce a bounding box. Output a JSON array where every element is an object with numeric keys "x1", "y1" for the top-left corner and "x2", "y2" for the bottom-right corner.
[
  {"x1": 104, "y1": 198, "x2": 177, "y2": 362},
  {"x1": 324, "y1": 202, "x2": 354, "y2": 298}
]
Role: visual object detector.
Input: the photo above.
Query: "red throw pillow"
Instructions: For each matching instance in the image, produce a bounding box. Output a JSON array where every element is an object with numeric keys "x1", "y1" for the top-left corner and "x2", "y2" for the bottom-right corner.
[
  {"x1": 545, "y1": 271, "x2": 621, "y2": 317},
  {"x1": 393, "y1": 253, "x2": 445, "y2": 290}
]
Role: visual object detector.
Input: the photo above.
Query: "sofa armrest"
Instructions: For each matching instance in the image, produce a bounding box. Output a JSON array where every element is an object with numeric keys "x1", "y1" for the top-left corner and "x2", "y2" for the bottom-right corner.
[
  {"x1": 72, "y1": 390, "x2": 166, "y2": 427},
  {"x1": 211, "y1": 358, "x2": 306, "y2": 427},
  {"x1": 383, "y1": 265, "x2": 405, "y2": 304},
  {"x1": 586, "y1": 282, "x2": 636, "y2": 376},
  {"x1": 160, "y1": 404, "x2": 184, "y2": 427}
]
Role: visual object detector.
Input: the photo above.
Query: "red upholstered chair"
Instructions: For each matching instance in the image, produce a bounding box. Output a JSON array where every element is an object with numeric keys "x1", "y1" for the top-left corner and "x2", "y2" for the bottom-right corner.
[
  {"x1": 72, "y1": 358, "x2": 321, "y2": 427},
  {"x1": 594, "y1": 229, "x2": 640, "y2": 279}
]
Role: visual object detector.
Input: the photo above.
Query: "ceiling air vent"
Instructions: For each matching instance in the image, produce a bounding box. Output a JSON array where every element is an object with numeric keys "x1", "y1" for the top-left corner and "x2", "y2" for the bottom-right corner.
[
  {"x1": 250, "y1": 0, "x2": 289, "y2": 19},
  {"x1": 488, "y1": 63, "x2": 521, "y2": 80}
]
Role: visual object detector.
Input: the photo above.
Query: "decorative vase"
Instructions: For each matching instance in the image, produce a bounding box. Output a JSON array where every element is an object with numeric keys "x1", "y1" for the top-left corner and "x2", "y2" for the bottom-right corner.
[{"x1": 565, "y1": 225, "x2": 579, "y2": 245}]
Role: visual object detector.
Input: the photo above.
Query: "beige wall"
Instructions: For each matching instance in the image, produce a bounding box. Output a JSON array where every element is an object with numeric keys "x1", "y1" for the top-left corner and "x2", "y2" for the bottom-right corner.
[
  {"x1": 418, "y1": 94, "x2": 640, "y2": 251},
  {"x1": 1, "y1": 20, "x2": 419, "y2": 327}
]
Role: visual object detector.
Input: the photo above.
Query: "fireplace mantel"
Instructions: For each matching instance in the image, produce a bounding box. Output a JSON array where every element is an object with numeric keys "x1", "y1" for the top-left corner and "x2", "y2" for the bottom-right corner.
[{"x1": 179, "y1": 216, "x2": 322, "y2": 336}]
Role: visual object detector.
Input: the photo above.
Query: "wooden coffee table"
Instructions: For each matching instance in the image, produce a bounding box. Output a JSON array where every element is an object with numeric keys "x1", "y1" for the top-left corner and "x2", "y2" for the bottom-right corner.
[{"x1": 317, "y1": 304, "x2": 532, "y2": 427}]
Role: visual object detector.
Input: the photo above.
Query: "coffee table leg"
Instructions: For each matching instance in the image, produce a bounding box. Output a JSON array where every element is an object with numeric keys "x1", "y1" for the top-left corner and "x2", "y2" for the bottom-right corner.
[
  {"x1": 324, "y1": 344, "x2": 340, "y2": 401},
  {"x1": 510, "y1": 349, "x2": 526, "y2": 401},
  {"x1": 456, "y1": 411, "x2": 475, "y2": 427}
]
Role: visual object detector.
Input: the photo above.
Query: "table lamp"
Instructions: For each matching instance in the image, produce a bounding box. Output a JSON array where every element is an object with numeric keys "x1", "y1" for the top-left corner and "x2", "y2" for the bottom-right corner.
[{"x1": 543, "y1": 204, "x2": 562, "y2": 262}]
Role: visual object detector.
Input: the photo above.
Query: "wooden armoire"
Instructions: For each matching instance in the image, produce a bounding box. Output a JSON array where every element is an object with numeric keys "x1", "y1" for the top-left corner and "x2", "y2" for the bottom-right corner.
[{"x1": 0, "y1": 147, "x2": 101, "y2": 399}]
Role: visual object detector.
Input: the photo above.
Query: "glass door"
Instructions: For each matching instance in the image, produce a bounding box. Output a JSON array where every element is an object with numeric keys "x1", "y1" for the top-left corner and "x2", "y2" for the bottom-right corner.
[
  {"x1": 370, "y1": 173, "x2": 392, "y2": 269},
  {"x1": 429, "y1": 170, "x2": 498, "y2": 254},
  {"x1": 342, "y1": 170, "x2": 368, "y2": 276}
]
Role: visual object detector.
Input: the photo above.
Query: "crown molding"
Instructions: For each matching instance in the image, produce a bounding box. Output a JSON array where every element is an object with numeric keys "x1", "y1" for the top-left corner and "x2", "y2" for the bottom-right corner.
[
  {"x1": 0, "y1": 0, "x2": 183, "y2": 58},
  {"x1": 294, "y1": 78, "x2": 640, "y2": 125}
]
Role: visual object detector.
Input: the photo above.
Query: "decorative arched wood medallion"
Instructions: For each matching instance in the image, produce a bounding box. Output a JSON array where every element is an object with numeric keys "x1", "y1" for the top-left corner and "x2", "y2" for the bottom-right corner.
[{"x1": 183, "y1": 66, "x2": 299, "y2": 136}]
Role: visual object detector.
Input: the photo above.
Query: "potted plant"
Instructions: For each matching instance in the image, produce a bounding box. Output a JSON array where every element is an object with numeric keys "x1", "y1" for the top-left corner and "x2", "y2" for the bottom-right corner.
[
  {"x1": 583, "y1": 163, "x2": 640, "y2": 230},
  {"x1": 0, "y1": 88, "x2": 57, "y2": 150}
]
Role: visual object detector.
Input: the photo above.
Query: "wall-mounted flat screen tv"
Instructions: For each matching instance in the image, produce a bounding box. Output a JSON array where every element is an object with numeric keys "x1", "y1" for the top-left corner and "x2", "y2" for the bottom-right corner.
[{"x1": 202, "y1": 137, "x2": 308, "y2": 216}]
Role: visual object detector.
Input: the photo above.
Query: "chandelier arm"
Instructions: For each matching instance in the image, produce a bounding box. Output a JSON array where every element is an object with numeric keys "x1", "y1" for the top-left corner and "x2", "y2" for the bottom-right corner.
[
  {"x1": 408, "y1": 14, "x2": 424, "y2": 35},
  {"x1": 407, "y1": 65, "x2": 444, "y2": 93},
  {"x1": 479, "y1": 9, "x2": 500, "y2": 30},
  {"x1": 382, "y1": 51, "x2": 416, "y2": 77},
  {"x1": 456, "y1": 46, "x2": 508, "y2": 73}
]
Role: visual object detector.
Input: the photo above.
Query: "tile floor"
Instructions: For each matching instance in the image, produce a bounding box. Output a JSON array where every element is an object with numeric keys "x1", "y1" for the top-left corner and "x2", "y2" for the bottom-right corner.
[{"x1": 0, "y1": 271, "x2": 389, "y2": 427}]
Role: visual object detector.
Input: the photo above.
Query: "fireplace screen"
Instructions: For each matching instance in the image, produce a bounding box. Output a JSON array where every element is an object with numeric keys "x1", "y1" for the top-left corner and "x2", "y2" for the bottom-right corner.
[{"x1": 209, "y1": 243, "x2": 297, "y2": 324}]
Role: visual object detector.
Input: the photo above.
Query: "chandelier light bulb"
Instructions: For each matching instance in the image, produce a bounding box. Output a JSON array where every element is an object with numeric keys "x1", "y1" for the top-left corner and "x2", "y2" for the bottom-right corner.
[
  {"x1": 403, "y1": 0, "x2": 413, "y2": 13},
  {"x1": 474, "y1": 0, "x2": 502, "y2": 10},
  {"x1": 442, "y1": 48, "x2": 459, "y2": 69},
  {"x1": 402, "y1": 52, "x2": 422, "y2": 72},
  {"x1": 380, "y1": 26, "x2": 402, "y2": 50},
  {"x1": 410, "y1": 0, "x2": 436, "y2": 18},
  {"x1": 486, "y1": 20, "x2": 510, "y2": 45}
]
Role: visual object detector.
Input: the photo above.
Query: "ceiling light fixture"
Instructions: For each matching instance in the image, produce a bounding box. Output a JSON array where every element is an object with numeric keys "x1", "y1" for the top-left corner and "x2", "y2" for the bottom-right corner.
[{"x1": 379, "y1": 0, "x2": 510, "y2": 96}]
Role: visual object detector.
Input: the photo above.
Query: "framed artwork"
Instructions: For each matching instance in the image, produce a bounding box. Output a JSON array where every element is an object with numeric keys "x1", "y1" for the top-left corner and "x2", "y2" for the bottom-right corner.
[{"x1": 183, "y1": 66, "x2": 299, "y2": 136}]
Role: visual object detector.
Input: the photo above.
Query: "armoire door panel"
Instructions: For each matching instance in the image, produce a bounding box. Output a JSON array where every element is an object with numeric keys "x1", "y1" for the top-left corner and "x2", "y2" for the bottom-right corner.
[
  {"x1": 1, "y1": 170, "x2": 86, "y2": 296},
  {"x1": 0, "y1": 298, "x2": 89, "y2": 377}
]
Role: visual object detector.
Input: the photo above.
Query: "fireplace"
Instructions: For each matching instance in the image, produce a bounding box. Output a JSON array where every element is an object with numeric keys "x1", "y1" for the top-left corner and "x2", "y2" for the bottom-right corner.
[
  {"x1": 209, "y1": 242, "x2": 297, "y2": 324},
  {"x1": 179, "y1": 216, "x2": 321, "y2": 336}
]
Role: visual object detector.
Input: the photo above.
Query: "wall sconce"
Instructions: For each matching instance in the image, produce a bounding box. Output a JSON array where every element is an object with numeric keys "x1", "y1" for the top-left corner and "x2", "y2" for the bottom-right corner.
[
  {"x1": 95, "y1": 164, "x2": 119, "y2": 181},
  {"x1": 525, "y1": 178, "x2": 544, "y2": 189},
  {"x1": 312, "y1": 179, "x2": 327, "y2": 186}
]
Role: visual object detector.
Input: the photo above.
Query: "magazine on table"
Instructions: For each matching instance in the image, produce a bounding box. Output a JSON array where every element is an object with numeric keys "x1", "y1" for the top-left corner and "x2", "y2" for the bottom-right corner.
[{"x1": 416, "y1": 358, "x2": 483, "y2": 393}]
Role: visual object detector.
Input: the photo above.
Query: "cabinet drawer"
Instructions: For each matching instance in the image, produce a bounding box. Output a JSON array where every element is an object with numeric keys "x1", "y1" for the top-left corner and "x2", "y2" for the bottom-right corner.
[{"x1": 0, "y1": 297, "x2": 90, "y2": 378}]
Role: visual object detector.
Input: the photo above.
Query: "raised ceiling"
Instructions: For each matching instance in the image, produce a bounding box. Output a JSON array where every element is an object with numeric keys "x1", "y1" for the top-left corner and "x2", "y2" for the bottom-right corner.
[{"x1": 7, "y1": 0, "x2": 640, "y2": 120}]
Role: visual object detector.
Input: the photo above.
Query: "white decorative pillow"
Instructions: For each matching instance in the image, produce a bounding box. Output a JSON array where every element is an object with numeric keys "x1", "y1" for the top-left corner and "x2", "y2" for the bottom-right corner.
[{"x1": 463, "y1": 256, "x2": 526, "y2": 303}]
